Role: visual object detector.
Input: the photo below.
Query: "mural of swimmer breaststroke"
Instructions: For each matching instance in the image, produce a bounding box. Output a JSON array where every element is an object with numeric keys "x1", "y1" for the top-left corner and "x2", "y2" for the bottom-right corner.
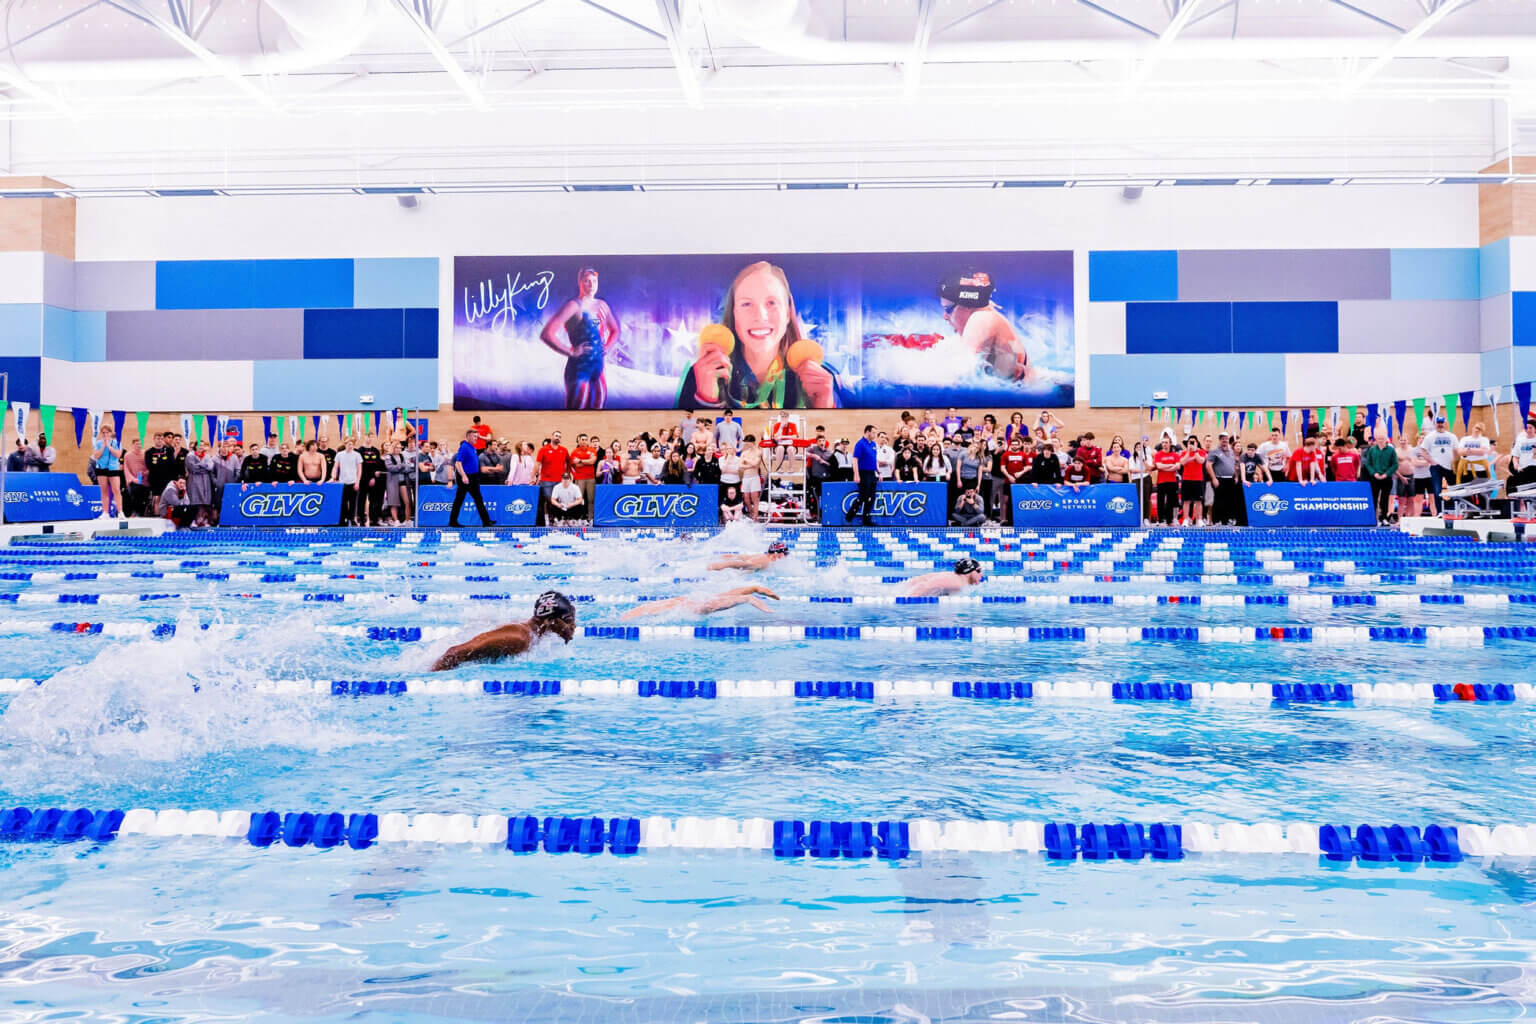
[{"x1": 452, "y1": 250, "x2": 1074, "y2": 410}]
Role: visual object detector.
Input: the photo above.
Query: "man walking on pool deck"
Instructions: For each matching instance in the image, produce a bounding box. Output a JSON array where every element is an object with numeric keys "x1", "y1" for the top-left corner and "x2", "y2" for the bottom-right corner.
[
  {"x1": 448, "y1": 429, "x2": 496, "y2": 528},
  {"x1": 849, "y1": 424, "x2": 879, "y2": 527},
  {"x1": 432, "y1": 591, "x2": 576, "y2": 670}
]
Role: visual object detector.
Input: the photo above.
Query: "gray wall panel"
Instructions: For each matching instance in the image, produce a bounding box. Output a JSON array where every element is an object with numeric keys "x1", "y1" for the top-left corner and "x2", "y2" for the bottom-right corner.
[
  {"x1": 106, "y1": 308, "x2": 304, "y2": 360},
  {"x1": 1337, "y1": 300, "x2": 1480, "y2": 354},
  {"x1": 1480, "y1": 294, "x2": 1512, "y2": 352},
  {"x1": 1179, "y1": 249, "x2": 1392, "y2": 301},
  {"x1": 41, "y1": 252, "x2": 75, "y2": 310},
  {"x1": 74, "y1": 261, "x2": 157, "y2": 311}
]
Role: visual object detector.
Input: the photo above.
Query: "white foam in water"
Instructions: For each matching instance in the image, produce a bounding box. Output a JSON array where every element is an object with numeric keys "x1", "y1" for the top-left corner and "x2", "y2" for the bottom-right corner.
[{"x1": 0, "y1": 607, "x2": 382, "y2": 787}]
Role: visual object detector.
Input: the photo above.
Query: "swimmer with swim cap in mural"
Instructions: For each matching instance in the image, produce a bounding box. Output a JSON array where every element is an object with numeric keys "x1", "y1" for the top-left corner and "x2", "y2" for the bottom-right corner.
[
  {"x1": 939, "y1": 271, "x2": 1031, "y2": 381},
  {"x1": 621, "y1": 585, "x2": 782, "y2": 620},
  {"x1": 432, "y1": 591, "x2": 577, "y2": 670},
  {"x1": 708, "y1": 539, "x2": 791, "y2": 573},
  {"x1": 678, "y1": 261, "x2": 838, "y2": 411},
  {"x1": 902, "y1": 558, "x2": 987, "y2": 597},
  {"x1": 541, "y1": 267, "x2": 620, "y2": 410}
]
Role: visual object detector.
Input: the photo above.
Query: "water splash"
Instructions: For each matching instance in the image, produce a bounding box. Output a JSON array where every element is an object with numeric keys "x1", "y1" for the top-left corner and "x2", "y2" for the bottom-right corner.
[{"x1": 0, "y1": 605, "x2": 379, "y2": 788}]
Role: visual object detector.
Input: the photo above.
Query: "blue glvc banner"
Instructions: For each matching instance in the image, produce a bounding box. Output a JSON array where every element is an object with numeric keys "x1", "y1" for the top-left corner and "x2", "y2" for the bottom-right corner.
[
  {"x1": 819, "y1": 481, "x2": 949, "y2": 526},
  {"x1": 219, "y1": 483, "x2": 344, "y2": 526},
  {"x1": 417, "y1": 485, "x2": 539, "y2": 527},
  {"x1": 1011, "y1": 484, "x2": 1141, "y2": 527},
  {"x1": 1242, "y1": 482, "x2": 1375, "y2": 526},
  {"x1": 2, "y1": 473, "x2": 102, "y2": 522},
  {"x1": 594, "y1": 484, "x2": 718, "y2": 527}
]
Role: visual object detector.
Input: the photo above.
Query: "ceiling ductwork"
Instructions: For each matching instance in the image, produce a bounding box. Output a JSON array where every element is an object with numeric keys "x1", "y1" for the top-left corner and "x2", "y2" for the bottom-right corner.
[
  {"x1": 13, "y1": 0, "x2": 377, "y2": 83},
  {"x1": 701, "y1": 0, "x2": 1536, "y2": 65}
]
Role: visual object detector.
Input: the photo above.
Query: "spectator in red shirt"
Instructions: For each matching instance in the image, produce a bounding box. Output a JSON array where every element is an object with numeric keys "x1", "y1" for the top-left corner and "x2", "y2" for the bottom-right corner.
[
  {"x1": 536, "y1": 430, "x2": 571, "y2": 524},
  {"x1": 1075, "y1": 432, "x2": 1103, "y2": 483},
  {"x1": 569, "y1": 432, "x2": 598, "y2": 512},
  {"x1": 1063, "y1": 455, "x2": 1091, "y2": 490},
  {"x1": 1287, "y1": 436, "x2": 1325, "y2": 485},
  {"x1": 1178, "y1": 437, "x2": 1206, "y2": 525},
  {"x1": 1330, "y1": 436, "x2": 1362, "y2": 482},
  {"x1": 1152, "y1": 440, "x2": 1181, "y2": 525},
  {"x1": 998, "y1": 437, "x2": 1031, "y2": 525},
  {"x1": 471, "y1": 415, "x2": 492, "y2": 452}
]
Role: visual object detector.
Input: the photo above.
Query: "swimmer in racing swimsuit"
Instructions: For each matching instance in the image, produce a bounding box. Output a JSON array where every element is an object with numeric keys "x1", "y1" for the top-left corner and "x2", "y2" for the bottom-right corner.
[
  {"x1": 541, "y1": 267, "x2": 620, "y2": 410},
  {"x1": 432, "y1": 591, "x2": 577, "y2": 670}
]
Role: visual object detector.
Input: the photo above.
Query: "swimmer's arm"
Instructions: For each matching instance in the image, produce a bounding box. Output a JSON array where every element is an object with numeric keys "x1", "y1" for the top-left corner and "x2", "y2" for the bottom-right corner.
[
  {"x1": 539, "y1": 300, "x2": 581, "y2": 355},
  {"x1": 601, "y1": 300, "x2": 620, "y2": 347},
  {"x1": 708, "y1": 556, "x2": 748, "y2": 570}
]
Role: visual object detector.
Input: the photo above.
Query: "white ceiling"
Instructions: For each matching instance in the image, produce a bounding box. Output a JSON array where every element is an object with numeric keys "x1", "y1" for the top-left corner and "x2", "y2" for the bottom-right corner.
[{"x1": 0, "y1": 0, "x2": 1530, "y2": 189}]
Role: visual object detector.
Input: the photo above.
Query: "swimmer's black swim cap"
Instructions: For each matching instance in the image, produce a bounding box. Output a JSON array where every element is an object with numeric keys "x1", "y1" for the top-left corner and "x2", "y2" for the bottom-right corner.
[
  {"x1": 533, "y1": 590, "x2": 575, "y2": 621},
  {"x1": 954, "y1": 558, "x2": 981, "y2": 576},
  {"x1": 767, "y1": 540, "x2": 790, "y2": 556},
  {"x1": 939, "y1": 271, "x2": 994, "y2": 309}
]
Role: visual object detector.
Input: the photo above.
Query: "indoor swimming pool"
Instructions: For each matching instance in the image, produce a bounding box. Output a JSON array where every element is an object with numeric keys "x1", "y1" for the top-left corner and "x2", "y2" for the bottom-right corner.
[{"x1": 2, "y1": 525, "x2": 1536, "y2": 1023}]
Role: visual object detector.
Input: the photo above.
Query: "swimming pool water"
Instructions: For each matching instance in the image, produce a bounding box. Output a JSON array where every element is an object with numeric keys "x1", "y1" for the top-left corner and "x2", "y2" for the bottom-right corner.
[{"x1": 2, "y1": 525, "x2": 1535, "y2": 1023}]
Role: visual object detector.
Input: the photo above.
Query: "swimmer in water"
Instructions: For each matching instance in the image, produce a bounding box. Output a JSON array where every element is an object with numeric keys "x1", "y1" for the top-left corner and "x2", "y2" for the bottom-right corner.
[
  {"x1": 431, "y1": 590, "x2": 576, "y2": 671},
  {"x1": 621, "y1": 585, "x2": 781, "y2": 620},
  {"x1": 540, "y1": 267, "x2": 620, "y2": 410},
  {"x1": 708, "y1": 539, "x2": 790, "y2": 572},
  {"x1": 902, "y1": 558, "x2": 986, "y2": 597},
  {"x1": 939, "y1": 271, "x2": 1031, "y2": 381}
]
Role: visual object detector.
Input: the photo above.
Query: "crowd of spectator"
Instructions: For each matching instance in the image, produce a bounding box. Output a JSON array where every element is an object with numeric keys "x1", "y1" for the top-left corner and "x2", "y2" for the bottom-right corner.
[{"x1": 14, "y1": 404, "x2": 1536, "y2": 529}]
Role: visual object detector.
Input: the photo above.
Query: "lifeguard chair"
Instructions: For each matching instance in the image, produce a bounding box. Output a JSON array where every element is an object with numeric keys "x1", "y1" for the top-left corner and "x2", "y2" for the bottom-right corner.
[{"x1": 762, "y1": 413, "x2": 811, "y2": 523}]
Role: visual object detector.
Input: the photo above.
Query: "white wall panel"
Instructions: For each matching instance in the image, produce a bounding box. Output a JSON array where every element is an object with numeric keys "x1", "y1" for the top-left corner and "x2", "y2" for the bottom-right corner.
[
  {"x1": 1284, "y1": 353, "x2": 1480, "y2": 407},
  {"x1": 1511, "y1": 237, "x2": 1536, "y2": 292},
  {"x1": 1086, "y1": 301, "x2": 1127, "y2": 354},
  {"x1": 0, "y1": 253, "x2": 46, "y2": 304},
  {"x1": 42, "y1": 357, "x2": 254, "y2": 410}
]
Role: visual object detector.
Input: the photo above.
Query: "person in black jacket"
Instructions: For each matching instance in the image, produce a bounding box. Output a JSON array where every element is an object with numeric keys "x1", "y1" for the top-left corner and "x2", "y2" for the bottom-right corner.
[
  {"x1": 357, "y1": 436, "x2": 386, "y2": 525},
  {"x1": 239, "y1": 443, "x2": 269, "y2": 483},
  {"x1": 1030, "y1": 440, "x2": 1063, "y2": 484}
]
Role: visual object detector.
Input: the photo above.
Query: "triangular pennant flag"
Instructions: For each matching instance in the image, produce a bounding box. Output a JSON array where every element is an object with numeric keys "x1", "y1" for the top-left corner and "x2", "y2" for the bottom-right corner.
[
  {"x1": 1412, "y1": 397, "x2": 1426, "y2": 431},
  {"x1": 1516, "y1": 381, "x2": 1532, "y2": 424},
  {"x1": 1393, "y1": 400, "x2": 1407, "y2": 434},
  {"x1": 372, "y1": 410, "x2": 381, "y2": 435},
  {"x1": 12, "y1": 400, "x2": 29, "y2": 439},
  {"x1": 1266, "y1": 411, "x2": 1274, "y2": 432},
  {"x1": 344, "y1": 413, "x2": 354, "y2": 437},
  {"x1": 288, "y1": 415, "x2": 299, "y2": 442},
  {"x1": 1443, "y1": 393, "x2": 1458, "y2": 431},
  {"x1": 312, "y1": 415, "x2": 322, "y2": 439},
  {"x1": 1315, "y1": 407, "x2": 1326, "y2": 432},
  {"x1": 1366, "y1": 402, "x2": 1379, "y2": 430},
  {"x1": 297, "y1": 416, "x2": 305, "y2": 441},
  {"x1": 1345, "y1": 405, "x2": 1356, "y2": 433},
  {"x1": 1486, "y1": 388, "x2": 1501, "y2": 436},
  {"x1": 71, "y1": 407, "x2": 88, "y2": 446},
  {"x1": 336, "y1": 414, "x2": 345, "y2": 439},
  {"x1": 0, "y1": 401, "x2": 8, "y2": 441},
  {"x1": 1149, "y1": 407, "x2": 1156, "y2": 422},
  {"x1": 135, "y1": 411, "x2": 149, "y2": 443},
  {"x1": 90, "y1": 410, "x2": 103, "y2": 444},
  {"x1": 39, "y1": 404, "x2": 56, "y2": 441},
  {"x1": 111, "y1": 410, "x2": 126, "y2": 441},
  {"x1": 1458, "y1": 389, "x2": 1474, "y2": 430},
  {"x1": 179, "y1": 413, "x2": 193, "y2": 442},
  {"x1": 193, "y1": 415, "x2": 205, "y2": 445},
  {"x1": 1279, "y1": 410, "x2": 1288, "y2": 435},
  {"x1": 204, "y1": 415, "x2": 217, "y2": 446},
  {"x1": 262, "y1": 416, "x2": 273, "y2": 443}
]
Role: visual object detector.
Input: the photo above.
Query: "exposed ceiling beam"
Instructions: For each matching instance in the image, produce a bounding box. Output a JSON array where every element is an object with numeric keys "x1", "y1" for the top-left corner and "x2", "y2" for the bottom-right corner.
[
  {"x1": 574, "y1": 0, "x2": 667, "y2": 42},
  {"x1": 653, "y1": 0, "x2": 702, "y2": 107},
  {"x1": 1351, "y1": 0, "x2": 1476, "y2": 87},
  {"x1": 1075, "y1": 0, "x2": 1160, "y2": 39},
  {"x1": 1124, "y1": 0, "x2": 1208, "y2": 93},
  {"x1": 107, "y1": 0, "x2": 278, "y2": 110},
  {"x1": 445, "y1": 0, "x2": 548, "y2": 50},
  {"x1": 390, "y1": 0, "x2": 493, "y2": 111},
  {"x1": 1328, "y1": 0, "x2": 1406, "y2": 35},
  {"x1": 904, "y1": 0, "x2": 939, "y2": 96}
]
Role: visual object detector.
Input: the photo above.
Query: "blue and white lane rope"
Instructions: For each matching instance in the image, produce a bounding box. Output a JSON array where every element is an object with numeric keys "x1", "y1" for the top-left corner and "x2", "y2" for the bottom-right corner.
[
  {"x1": 4, "y1": 805, "x2": 1530, "y2": 863},
  {"x1": 0, "y1": 622, "x2": 1520, "y2": 645},
  {"x1": 11, "y1": 592, "x2": 1536, "y2": 610},
  {"x1": 5, "y1": 677, "x2": 1530, "y2": 703}
]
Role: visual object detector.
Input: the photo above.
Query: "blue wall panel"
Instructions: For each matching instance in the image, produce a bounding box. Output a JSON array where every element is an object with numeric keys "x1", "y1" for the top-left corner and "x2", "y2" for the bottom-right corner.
[
  {"x1": 1088, "y1": 251, "x2": 1178, "y2": 302},
  {"x1": 354, "y1": 258, "x2": 438, "y2": 309},
  {"x1": 1125, "y1": 301, "x2": 1231, "y2": 353},
  {"x1": 1231, "y1": 301, "x2": 1338, "y2": 353},
  {"x1": 252, "y1": 358, "x2": 438, "y2": 411},
  {"x1": 1515, "y1": 291, "x2": 1536, "y2": 347},
  {"x1": 1089, "y1": 353, "x2": 1285, "y2": 407},
  {"x1": 1480, "y1": 239, "x2": 1511, "y2": 299},
  {"x1": 157, "y1": 259, "x2": 354, "y2": 310},
  {"x1": 0, "y1": 356, "x2": 40, "y2": 403},
  {"x1": 303, "y1": 308, "x2": 413, "y2": 359},
  {"x1": 402, "y1": 308, "x2": 438, "y2": 358},
  {"x1": 1390, "y1": 248, "x2": 1480, "y2": 301},
  {"x1": 0, "y1": 303, "x2": 41, "y2": 357}
]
